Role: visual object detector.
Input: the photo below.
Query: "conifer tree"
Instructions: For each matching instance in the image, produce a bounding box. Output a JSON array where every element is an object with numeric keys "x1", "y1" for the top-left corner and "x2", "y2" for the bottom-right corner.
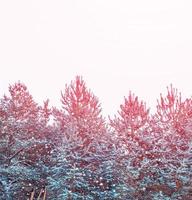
[
  {"x1": 50, "y1": 76, "x2": 113, "y2": 198},
  {"x1": 109, "y1": 92, "x2": 151, "y2": 198},
  {"x1": 147, "y1": 85, "x2": 192, "y2": 198},
  {"x1": 0, "y1": 82, "x2": 52, "y2": 199},
  {"x1": 53, "y1": 76, "x2": 110, "y2": 163}
]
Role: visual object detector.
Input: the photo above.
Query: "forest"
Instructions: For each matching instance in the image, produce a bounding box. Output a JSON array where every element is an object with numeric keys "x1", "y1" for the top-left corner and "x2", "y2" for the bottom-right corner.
[{"x1": 0, "y1": 76, "x2": 192, "y2": 199}]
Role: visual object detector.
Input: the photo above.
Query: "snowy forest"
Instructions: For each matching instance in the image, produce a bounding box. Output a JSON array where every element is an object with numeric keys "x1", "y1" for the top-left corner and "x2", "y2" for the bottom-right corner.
[{"x1": 0, "y1": 76, "x2": 192, "y2": 200}]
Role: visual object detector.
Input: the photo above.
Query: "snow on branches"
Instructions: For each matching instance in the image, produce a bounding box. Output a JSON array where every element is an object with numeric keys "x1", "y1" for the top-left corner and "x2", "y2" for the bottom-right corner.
[{"x1": 0, "y1": 79, "x2": 192, "y2": 199}]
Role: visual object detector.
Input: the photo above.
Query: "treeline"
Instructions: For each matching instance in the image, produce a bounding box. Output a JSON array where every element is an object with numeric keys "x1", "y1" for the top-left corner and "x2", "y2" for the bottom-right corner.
[{"x1": 0, "y1": 76, "x2": 192, "y2": 199}]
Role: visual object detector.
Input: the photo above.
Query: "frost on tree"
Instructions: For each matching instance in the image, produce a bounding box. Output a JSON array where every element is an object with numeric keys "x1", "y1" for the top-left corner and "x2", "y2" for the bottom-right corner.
[
  {"x1": 0, "y1": 79, "x2": 192, "y2": 199},
  {"x1": 148, "y1": 85, "x2": 192, "y2": 199},
  {"x1": 109, "y1": 92, "x2": 152, "y2": 198},
  {"x1": 50, "y1": 76, "x2": 113, "y2": 199},
  {"x1": 109, "y1": 86, "x2": 192, "y2": 199},
  {"x1": 0, "y1": 82, "x2": 52, "y2": 199}
]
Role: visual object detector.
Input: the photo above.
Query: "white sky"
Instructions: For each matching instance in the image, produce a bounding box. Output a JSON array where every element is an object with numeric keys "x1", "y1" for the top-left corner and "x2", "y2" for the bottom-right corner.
[{"x1": 0, "y1": 1, "x2": 192, "y2": 117}]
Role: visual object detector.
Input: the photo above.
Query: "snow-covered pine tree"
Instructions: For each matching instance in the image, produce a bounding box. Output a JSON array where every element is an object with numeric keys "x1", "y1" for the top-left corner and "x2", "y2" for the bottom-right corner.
[
  {"x1": 50, "y1": 76, "x2": 113, "y2": 199},
  {"x1": 109, "y1": 92, "x2": 151, "y2": 198},
  {"x1": 147, "y1": 85, "x2": 192, "y2": 199},
  {"x1": 0, "y1": 82, "x2": 52, "y2": 199}
]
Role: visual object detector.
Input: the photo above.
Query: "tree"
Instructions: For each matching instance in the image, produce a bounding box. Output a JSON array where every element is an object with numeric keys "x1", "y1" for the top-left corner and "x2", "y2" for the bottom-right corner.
[
  {"x1": 51, "y1": 76, "x2": 113, "y2": 198},
  {"x1": 147, "y1": 85, "x2": 192, "y2": 198},
  {"x1": 109, "y1": 92, "x2": 151, "y2": 198},
  {"x1": 53, "y1": 76, "x2": 110, "y2": 163},
  {"x1": 0, "y1": 82, "x2": 52, "y2": 199}
]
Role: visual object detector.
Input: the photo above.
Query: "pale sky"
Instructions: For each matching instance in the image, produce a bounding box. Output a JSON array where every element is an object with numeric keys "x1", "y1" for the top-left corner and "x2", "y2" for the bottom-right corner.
[{"x1": 0, "y1": 1, "x2": 192, "y2": 117}]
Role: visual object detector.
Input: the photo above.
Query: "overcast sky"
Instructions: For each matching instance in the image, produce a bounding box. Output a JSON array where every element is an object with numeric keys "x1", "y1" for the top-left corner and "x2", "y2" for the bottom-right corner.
[{"x1": 0, "y1": 1, "x2": 192, "y2": 117}]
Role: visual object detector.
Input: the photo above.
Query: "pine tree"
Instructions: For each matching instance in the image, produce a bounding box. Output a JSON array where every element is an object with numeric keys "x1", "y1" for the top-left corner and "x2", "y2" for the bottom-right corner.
[
  {"x1": 148, "y1": 85, "x2": 192, "y2": 198},
  {"x1": 0, "y1": 82, "x2": 52, "y2": 199},
  {"x1": 50, "y1": 76, "x2": 113, "y2": 198},
  {"x1": 109, "y1": 92, "x2": 151, "y2": 198},
  {"x1": 53, "y1": 76, "x2": 111, "y2": 162}
]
